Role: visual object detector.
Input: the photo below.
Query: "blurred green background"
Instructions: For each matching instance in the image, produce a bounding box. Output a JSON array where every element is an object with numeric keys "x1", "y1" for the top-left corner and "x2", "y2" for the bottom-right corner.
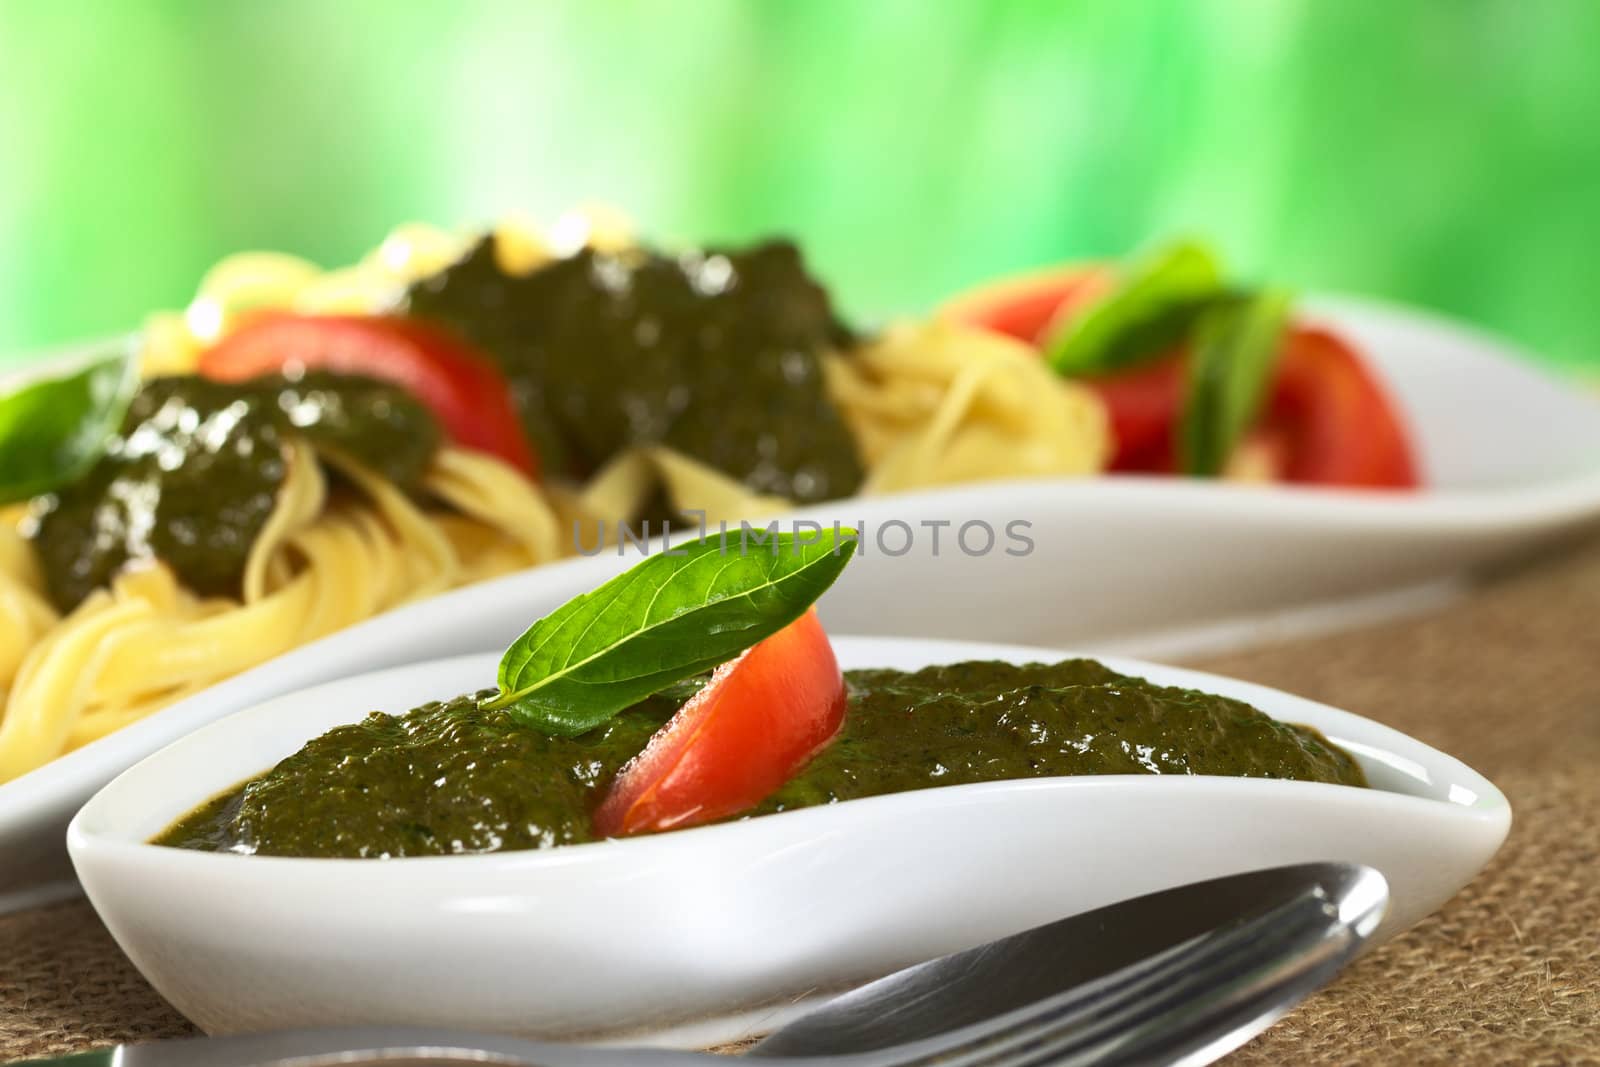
[{"x1": 2, "y1": 0, "x2": 1597, "y2": 369}]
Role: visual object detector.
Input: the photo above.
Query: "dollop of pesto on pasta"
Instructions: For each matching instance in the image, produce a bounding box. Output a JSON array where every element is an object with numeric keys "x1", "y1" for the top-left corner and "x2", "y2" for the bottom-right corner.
[{"x1": 28, "y1": 373, "x2": 439, "y2": 611}]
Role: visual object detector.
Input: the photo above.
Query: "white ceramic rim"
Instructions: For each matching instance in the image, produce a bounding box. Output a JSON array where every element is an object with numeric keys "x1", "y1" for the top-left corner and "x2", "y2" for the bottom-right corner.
[{"x1": 67, "y1": 639, "x2": 1512, "y2": 879}]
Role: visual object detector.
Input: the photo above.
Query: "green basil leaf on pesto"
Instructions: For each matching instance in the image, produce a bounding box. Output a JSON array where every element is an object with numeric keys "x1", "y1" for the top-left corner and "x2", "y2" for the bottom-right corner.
[
  {"x1": 482, "y1": 528, "x2": 858, "y2": 736},
  {"x1": 0, "y1": 338, "x2": 139, "y2": 505},
  {"x1": 1180, "y1": 288, "x2": 1293, "y2": 476},
  {"x1": 1044, "y1": 239, "x2": 1227, "y2": 376}
]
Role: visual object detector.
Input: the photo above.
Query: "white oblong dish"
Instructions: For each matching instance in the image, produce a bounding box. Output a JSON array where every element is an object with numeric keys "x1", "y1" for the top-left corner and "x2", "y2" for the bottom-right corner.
[
  {"x1": 68, "y1": 637, "x2": 1510, "y2": 1046},
  {"x1": 3, "y1": 294, "x2": 1586, "y2": 908}
]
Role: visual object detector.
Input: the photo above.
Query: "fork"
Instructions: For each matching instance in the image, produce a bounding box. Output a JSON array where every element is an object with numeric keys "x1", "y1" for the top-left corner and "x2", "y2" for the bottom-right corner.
[{"x1": 15, "y1": 862, "x2": 1387, "y2": 1067}]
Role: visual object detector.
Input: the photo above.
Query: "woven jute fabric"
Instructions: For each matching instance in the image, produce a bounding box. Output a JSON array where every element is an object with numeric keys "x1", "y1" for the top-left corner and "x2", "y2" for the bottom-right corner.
[{"x1": 4, "y1": 541, "x2": 1599, "y2": 1064}]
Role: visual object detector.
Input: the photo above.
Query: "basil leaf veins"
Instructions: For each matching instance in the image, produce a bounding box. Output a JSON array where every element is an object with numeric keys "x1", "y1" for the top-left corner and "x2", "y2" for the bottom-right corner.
[{"x1": 482, "y1": 528, "x2": 857, "y2": 735}]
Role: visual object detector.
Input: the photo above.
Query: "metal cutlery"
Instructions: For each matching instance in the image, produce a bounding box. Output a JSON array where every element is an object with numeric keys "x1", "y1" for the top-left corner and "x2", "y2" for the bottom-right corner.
[{"x1": 14, "y1": 861, "x2": 1386, "y2": 1067}]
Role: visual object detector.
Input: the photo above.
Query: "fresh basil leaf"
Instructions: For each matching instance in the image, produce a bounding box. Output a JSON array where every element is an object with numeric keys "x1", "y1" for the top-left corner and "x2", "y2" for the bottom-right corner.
[
  {"x1": 0, "y1": 338, "x2": 139, "y2": 505},
  {"x1": 1180, "y1": 289, "x2": 1293, "y2": 476},
  {"x1": 1044, "y1": 239, "x2": 1227, "y2": 376},
  {"x1": 481, "y1": 528, "x2": 858, "y2": 736}
]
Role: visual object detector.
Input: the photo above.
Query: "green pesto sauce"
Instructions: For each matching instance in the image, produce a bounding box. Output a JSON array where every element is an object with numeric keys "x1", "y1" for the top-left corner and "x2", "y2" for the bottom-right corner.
[
  {"x1": 154, "y1": 659, "x2": 1365, "y2": 859},
  {"x1": 29, "y1": 372, "x2": 439, "y2": 611},
  {"x1": 403, "y1": 238, "x2": 863, "y2": 505},
  {"x1": 753, "y1": 660, "x2": 1366, "y2": 814},
  {"x1": 261, "y1": 370, "x2": 441, "y2": 490},
  {"x1": 155, "y1": 689, "x2": 682, "y2": 858}
]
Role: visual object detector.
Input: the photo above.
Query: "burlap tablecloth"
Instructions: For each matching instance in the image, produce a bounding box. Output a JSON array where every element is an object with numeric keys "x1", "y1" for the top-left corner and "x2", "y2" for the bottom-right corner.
[{"x1": 3, "y1": 540, "x2": 1598, "y2": 1064}]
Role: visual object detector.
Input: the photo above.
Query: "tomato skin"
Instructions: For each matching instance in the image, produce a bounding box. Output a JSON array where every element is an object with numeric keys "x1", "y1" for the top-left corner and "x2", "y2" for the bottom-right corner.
[
  {"x1": 1264, "y1": 327, "x2": 1419, "y2": 489},
  {"x1": 199, "y1": 313, "x2": 537, "y2": 477},
  {"x1": 943, "y1": 270, "x2": 1420, "y2": 488},
  {"x1": 944, "y1": 265, "x2": 1183, "y2": 473},
  {"x1": 940, "y1": 265, "x2": 1109, "y2": 345},
  {"x1": 592, "y1": 611, "x2": 847, "y2": 837},
  {"x1": 1081, "y1": 355, "x2": 1186, "y2": 473},
  {"x1": 1078, "y1": 332, "x2": 1420, "y2": 485}
]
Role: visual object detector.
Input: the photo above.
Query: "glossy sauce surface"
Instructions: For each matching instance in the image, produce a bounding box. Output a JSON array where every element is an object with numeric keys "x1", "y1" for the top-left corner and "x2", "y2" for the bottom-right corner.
[
  {"x1": 404, "y1": 238, "x2": 863, "y2": 503},
  {"x1": 29, "y1": 372, "x2": 438, "y2": 610},
  {"x1": 155, "y1": 659, "x2": 1366, "y2": 858}
]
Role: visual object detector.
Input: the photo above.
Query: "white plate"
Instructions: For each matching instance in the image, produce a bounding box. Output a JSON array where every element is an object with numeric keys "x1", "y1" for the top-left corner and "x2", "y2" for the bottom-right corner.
[
  {"x1": 2, "y1": 295, "x2": 1590, "y2": 908},
  {"x1": 68, "y1": 638, "x2": 1509, "y2": 1046}
]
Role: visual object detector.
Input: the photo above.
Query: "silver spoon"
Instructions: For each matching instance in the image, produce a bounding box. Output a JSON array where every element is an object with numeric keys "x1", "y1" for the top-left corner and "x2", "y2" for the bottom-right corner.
[{"x1": 14, "y1": 862, "x2": 1386, "y2": 1067}]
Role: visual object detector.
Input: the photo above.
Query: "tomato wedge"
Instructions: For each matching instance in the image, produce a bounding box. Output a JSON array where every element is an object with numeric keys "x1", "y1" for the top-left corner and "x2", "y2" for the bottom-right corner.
[
  {"x1": 942, "y1": 270, "x2": 1419, "y2": 488},
  {"x1": 940, "y1": 264, "x2": 1108, "y2": 345},
  {"x1": 1081, "y1": 354, "x2": 1187, "y2": 473},
  {"x1": 1262, "y1": 327, "x2": 1418, "y2": 488},
  {"x1": 199, "y1": 313, "x2": 537, "y2": 477},
  {"x1": 592, "y1": 611, "x2": 847, "y2": 837}
]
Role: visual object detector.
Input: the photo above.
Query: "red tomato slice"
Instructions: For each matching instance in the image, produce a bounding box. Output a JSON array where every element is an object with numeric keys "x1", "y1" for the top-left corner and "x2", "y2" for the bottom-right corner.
[
  {"x1": 199, "y1": 313, "x2": 537, "y2": 477},
  {"x1": 940, "y1": 265, "x2": 1109, "y2": 345},
  {"x1": 1263, "y1": 327, "x2": 1419, "y2": 489},
  {"x1": 592, "y1": 611, "x2": 847, "y2": 837},
  {"x1": 1081, "y1": 354, "x2": 1187, "y2": 473},
  {"x1": 942, "y1": 269, "x2": 1420, "y2": 488}
]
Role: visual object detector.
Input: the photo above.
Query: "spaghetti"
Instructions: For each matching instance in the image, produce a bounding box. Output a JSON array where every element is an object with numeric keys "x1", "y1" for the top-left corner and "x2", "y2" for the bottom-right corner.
[{"x1": 0, "y1": 210, "x2": 1108, "y2": 782}]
